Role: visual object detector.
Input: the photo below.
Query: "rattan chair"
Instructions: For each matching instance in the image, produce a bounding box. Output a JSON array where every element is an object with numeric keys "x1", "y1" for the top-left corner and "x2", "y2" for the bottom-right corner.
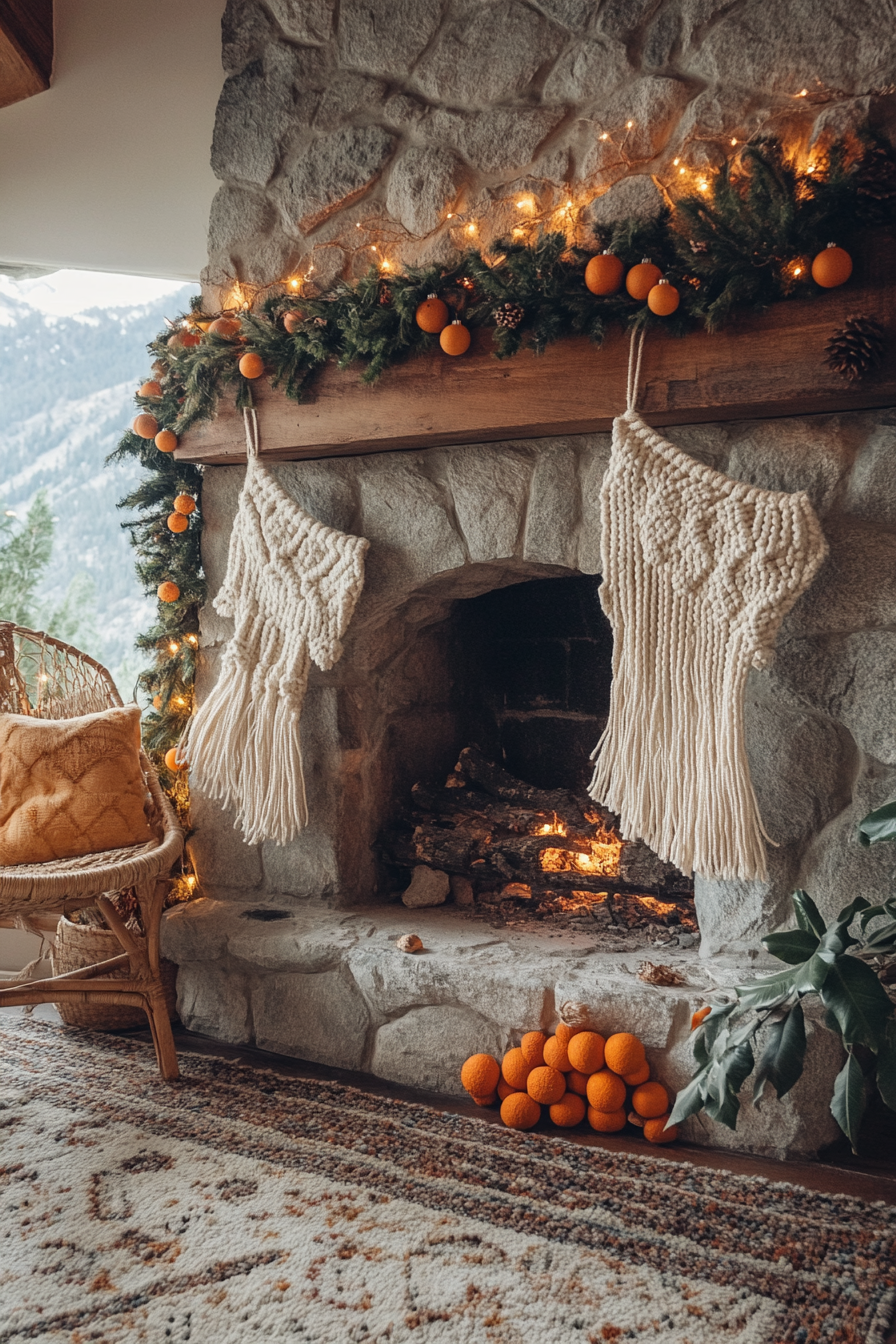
[{"x1": 0, "y1": 622, "x2": 184, "y2": 1079}]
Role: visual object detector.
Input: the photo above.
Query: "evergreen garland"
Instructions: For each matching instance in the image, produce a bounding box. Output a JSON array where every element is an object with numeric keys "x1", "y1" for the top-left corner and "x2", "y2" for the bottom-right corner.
[{"x1": 110, "y1": 130, "x2": 894, "y2": 808}]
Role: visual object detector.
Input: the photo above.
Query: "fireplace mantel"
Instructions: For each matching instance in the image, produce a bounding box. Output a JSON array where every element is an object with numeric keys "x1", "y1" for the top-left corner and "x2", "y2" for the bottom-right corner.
[{"x1": 177, "y1": 246, "x2": 895, "y2": 466}]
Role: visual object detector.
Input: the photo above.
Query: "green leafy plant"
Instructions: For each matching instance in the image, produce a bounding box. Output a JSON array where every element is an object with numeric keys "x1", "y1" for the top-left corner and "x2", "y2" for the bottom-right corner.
[{"x1": 671, "y1": 809, "x2": 896, "y2": 1150}]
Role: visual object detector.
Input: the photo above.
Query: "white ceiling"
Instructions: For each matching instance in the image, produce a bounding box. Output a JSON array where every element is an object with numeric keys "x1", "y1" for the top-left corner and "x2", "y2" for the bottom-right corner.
[{"x1": 0, "y1": 0, "x2": 226, "y2": 281}]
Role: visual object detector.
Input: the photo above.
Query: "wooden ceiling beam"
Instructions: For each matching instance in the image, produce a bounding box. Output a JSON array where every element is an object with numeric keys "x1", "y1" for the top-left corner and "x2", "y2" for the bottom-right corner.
[{"x1": 0, "y1": 0, "x2": 53, "y2": 111}]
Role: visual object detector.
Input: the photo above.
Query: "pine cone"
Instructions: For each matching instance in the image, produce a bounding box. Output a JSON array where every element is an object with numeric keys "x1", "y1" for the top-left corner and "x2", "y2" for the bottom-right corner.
[
  {"x1": 824, "y1": 314, "x2": 886, "y2": 382},
  {"x1": 378, "y1": 285, "x2": 392, "y2": 307},
  {"x1": 494, "y1": 302, "x2": 524, "y2": 329},
  {"x1": 854, "y1": 143, "x2": 896, "y2": 202}
]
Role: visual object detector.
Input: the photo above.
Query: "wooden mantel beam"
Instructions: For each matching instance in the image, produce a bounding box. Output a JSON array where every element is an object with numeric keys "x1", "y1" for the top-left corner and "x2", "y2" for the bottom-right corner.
[
  {"x1": 0, "y1": 0, "x2": 53, "y2": 110},
  {"x1": 176, "y1": 244, "x2": 896, "y2": 467}
]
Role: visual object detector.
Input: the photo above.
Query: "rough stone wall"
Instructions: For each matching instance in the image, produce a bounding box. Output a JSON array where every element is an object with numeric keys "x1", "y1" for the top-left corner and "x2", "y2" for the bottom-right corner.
[
  {"x1": 191, "y1": 409, "x2": 896, "y2": 956},
  {"x1": 206, "y1": 0, "x2": 896, "y2": 297}
]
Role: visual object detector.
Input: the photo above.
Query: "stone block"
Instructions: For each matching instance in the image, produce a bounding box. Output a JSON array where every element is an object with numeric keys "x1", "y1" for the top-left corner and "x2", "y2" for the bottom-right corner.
[
  {"x1": 575, "y1": 435, "x2": 612, "y2": 573},
  {"x1": 786, "y1": 519, "x2": 896, "y2": 640},
  {"x1": 227, "y1": 911, "x2": 360, "y2": 973},
  {"x1": 221, "y1": 0, "x2": 275, "y2": 75},
  {"x1": 161, "y1": 898, "x2": 231, "y2": 964},
  {"x1": 425, "y1": 108, "x2": 565, "y2": 176},
  {"x1": 843, "y1": 419, "x2": 896, "y2": 530},
  {"x1": 413, "y1": 2, "x2": 565, "y2": 107},
  {"x1": 176, "y1": 963, "x2": 253, "y2": 1045},
  {"x1": 266, "y1": 0, "x2": 335, "y2": 46},
  {"x1": 337, "y1": 0, "x2": 442, "y2": 78},
  {"x1": 385, "y1": 148, "x2": 462, "y2": 237},
  {"x1": 270, "y1": 459, "x2": 360, "y2": 535},
  {"x1": 589, "y1": 78, "x2": 692, "y2": 162},
  {"x1": 542, "y1": 37, "x2": 632, "y2": 103},
  {"x1": 524, "y1": 440, "x2": 581, "y2": 569},
  {"x1": 585, "y1": 173, "x2": 667, "y2": 226},
  {"x1": 280, "y1": 125, "x2": 395, "y2": 233},
  {"x1": 187, "y1": 790, "x2": 264, "y2": 896},
  {"x1": 447, "y1": 444, "x2": 534, "y2": 562},
  {"x1": 371, "y1": 1005, "x2": 510, "y2": 1095},
  {"x1": 800, "y1": 765, "x2": 896, "y2": 927},
  {"x1": 253, "y1": 967, "x2": 370, "y2": 1068},
  {"x1": 401, "y1": 867, "x2": 449, "y2": 908},
  {"x1": 725, "y1": 415, "x2": 859, "y2": 518},
  {"x1": 211, "y1": 47, "x2": 300, "y2": 186},
  {"x1": 314, "y1": 72, "x2": 388, "y2": 131}
]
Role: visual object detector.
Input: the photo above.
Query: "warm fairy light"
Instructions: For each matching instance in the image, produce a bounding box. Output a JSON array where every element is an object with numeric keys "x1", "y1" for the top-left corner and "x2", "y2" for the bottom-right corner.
[
  {"x1": 672, "y1": 157, "x2": 680, "y2": 166},
  {"x1": 797, "y1": 88, "x2": 808, "y2": 97},
  {"x1": 380, "y1": 259, "x2": 391, "y2": 270},
  {"x1": 698, "y1": 179, "x2": 709, "y2": 192},
  {"x1": 289, "y1": 278, "x2": 299, "y2": 289},
  {"x1": 626, "y1": 119, "x2": 634, "y2": 128},
  {"x1": 370, "y1": 244, "x2": 377, "y2": 252},
  {"x1": 168, "y1": 641, "x2": 179, "y2": 654},
  {"x1": 38, "y1": 673, "x2": 48, "y2": 683},
  {"x1": 185, "y1": 874, "x2": 197, "y2": 890},
  {"x1": 512, "y1": 227, "x2": 524, "y2": 238},
  {"x1": 356, "y1": 222, "x2": 362, "y2": 228},
  {"x1": 600, "y1": 132, "x2": 609, "y2": 141},
  {"x1": 679, "y1": 167, "x2": 686, "y2": 175},
  {"x1": 466, "y1": 223, "x2": 476, "y2": 235},
  {"x1": 447, "y1": 212, "x2": 454, "y2": 219},
  {"x1": 516, "y1": 196, "x2": 535, "y2": 211},
  {"x1": 173, "y1": 696, "x2": 187, "y2": 707},
  {"x1": 806, "y1": 163, "x2": 816, "y2": 173},
  {"x1": 185, "y1": 634, "x2": 198, "y2": 646},
  {"x1": 793, "y1": 265, "x2": 803, "y2": 276},
  {"x1": 731, "y1": 138, "x2": 738, "y2": 145}
]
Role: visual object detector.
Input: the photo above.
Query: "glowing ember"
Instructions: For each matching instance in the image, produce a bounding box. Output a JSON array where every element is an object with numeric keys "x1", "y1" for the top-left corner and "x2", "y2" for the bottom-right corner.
[
  {"x1": 555, "y1": 890, "x2": 609, "y2": 912},
  {"x1": 633, "y1": 895, "x2": 679, "y2": 917},
  {"x1": 538, "y1": 817, "x2": 622, "y2": 878}
]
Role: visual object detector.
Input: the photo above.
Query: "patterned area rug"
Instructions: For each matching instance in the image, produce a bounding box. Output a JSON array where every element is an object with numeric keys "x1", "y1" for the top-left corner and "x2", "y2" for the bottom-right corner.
[{"x1": 1, "y1": 1020, "x2": 895, "y2": 1344}]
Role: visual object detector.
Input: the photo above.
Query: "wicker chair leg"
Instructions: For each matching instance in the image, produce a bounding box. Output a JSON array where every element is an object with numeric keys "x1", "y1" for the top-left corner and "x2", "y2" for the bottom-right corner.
[
  {"x1": 133, "y1": 876, "x2": 180, "y2": 1080},
  {"x1": 144, "y1": 985, "x2": 180, "y2": 1080}
]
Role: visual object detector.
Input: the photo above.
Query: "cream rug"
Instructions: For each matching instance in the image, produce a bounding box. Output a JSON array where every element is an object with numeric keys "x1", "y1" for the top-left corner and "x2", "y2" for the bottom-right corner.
[{"x1": 1, "y1": 1019, "x2": 894, "y2": 1344}]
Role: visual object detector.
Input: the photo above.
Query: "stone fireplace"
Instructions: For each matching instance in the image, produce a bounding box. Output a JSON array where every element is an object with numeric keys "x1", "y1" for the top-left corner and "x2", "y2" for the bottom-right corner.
[{"x1": 162, "y1": 0, "x2": 896, "y2": 1159}]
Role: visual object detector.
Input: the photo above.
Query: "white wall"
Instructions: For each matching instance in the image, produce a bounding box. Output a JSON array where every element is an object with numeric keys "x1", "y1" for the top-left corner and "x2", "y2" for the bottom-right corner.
[{"x1": 0, "y1": 0, "x2": 225, "y2": 280}]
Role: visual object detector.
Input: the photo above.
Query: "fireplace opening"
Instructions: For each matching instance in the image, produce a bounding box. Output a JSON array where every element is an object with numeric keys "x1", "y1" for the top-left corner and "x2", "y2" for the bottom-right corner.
[{"x1": 376, "y1": 574, "x2": 696, "y2": 944}]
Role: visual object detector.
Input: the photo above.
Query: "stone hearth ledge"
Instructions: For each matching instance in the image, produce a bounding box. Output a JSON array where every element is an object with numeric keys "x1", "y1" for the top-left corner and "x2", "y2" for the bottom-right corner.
[{"x1": 162, "y1": 898, "x2": 843, "y2": 1161}]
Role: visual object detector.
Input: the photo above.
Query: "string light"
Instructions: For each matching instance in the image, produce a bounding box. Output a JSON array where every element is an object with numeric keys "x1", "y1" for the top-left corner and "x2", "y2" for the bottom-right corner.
[
  {"x1": 679, "y1": 167, "x2": 686, "y2": 175},
  {"x1": 168, "y1": 641, "x2": 179, "y2": 654},
  {"x1": 796, "y1": 88, "x2": 808, "y2": 97},
  {"x1": 185, "y1": 634, "x2": 198, "y2": 647},
  {"x1": 466, "y1": 223, "x2": 476, "y2": 235},
  {"x1": 626, "y1": 119, "x2": 634, "y2": 128},
  {"x1": 600, "y1": 132, "x2": 609, "y2": 141},
  {"x1": 731, "y1": 138, "x2": 738, "y2": 146},
  {"x1": 672, "y1": 158, "x2": 680, "y2": 166},
  {"x1": 289, "y1": 278, "x2": 300, "y2": 289}
]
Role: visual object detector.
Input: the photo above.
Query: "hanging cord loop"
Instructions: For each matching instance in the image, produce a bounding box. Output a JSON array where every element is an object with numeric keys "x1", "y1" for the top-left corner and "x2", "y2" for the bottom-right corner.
[
  {"x1": 242, "y1": 404, "x2": 260, "y2": 460},
  {"x1": 626, "y1": 326, "x2": 647, "y2": 412}
]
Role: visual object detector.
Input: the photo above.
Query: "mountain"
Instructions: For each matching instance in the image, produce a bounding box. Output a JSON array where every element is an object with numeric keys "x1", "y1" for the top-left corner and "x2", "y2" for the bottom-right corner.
[{"x1": 0, "y1": 283, "x2": 196, "y2": 688}]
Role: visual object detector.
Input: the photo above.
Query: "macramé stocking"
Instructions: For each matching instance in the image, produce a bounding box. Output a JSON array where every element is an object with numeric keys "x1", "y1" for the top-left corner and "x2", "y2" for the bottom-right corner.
[
  {"x1": 589, "y1": 407, "x2": 828, "y2": 882},
  {"x1": 180, "y1": 411, "x2": 369, "y2": 846}
]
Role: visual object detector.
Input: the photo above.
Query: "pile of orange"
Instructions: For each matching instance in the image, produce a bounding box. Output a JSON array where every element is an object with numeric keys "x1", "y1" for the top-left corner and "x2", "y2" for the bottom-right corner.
[{"x1": 461, "y1": 1025, "x2": 678, "y2": 1144}]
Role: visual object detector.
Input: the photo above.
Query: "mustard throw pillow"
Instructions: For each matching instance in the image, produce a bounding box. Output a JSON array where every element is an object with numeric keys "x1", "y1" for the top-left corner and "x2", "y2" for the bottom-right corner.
[{"x1": 0, "y1": 704, "x2": 154, "y2": 866}]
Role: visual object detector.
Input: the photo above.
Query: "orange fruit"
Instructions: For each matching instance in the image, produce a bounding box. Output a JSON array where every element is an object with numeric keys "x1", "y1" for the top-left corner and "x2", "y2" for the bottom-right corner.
[
  {"x1": 132, "y1": 413, "x2": 159, "y2": 439},
  {"x1": 549, "y1": 1092, "x2": 586, "y2": 1128},
  {"x1": 496, "y1": 1078, "x2": 518, "y2": 1102},
  {"x1": 167, "y1": 512, "x2": 188, "y2": 533},
  {"x1": 584, "y1": 252, "x2": 623, "y2": 296},
  {"x1": 632, "y1": 1081, "x2": 669, "y2": 1119},
  {"x1": 625, "y1": 260, "x2": 662, "y2": 300},
  {"x1": 691, "y1": 1006, "x2": 711, "y2": 1031},
  {"x1": 157, "y1": 582, "x2": 180, "y2": 603},
  {"x1": 554, "y1": 1023, "x2": 579, "y2": 1048},
  {"x1": 155, "y1": 430, "x2": 178, "y2": 453},
  {"x1": 586, "y1": 1069, "x2": 626, "y2": 1113},
  {"x1": 209, "y1": 316, "x2": 241, "y2": 338},
  {"x1": 811, "y1": 243, "x2": 852, "y2": 289},
  {"x1": 239, "y1": 352, "x2": 265, "y2": 379},
  {"x1": 647, "y1": 279, "x2": 680, "y2": 315},
  {"x1": 470, "y1": 1091, "x2": 497, "y2": 1107},
  {"x1": 543, "y1": 1036, "x2": 572, "y2": 1072},
  {"x1": 501, "y1": 1047, "x2": 532, "y2": 1091},
  {"x1": 415, "y1": 294, "x2": 449, "y2": 333},
  {"x1": 139, "y1": 380, "x2": 162, "y2": 398},
  {"x1": 526, "y1": 1066, "x2": 566, "y2": 1105},
  {"x1": 587, "y1": 1106, "x2": 627, "y2": 1133},
  {"x1": 644, "y1": 1114, "x2": 678, "y2": 1144},
  {"x1": 173, "y1": 495, "x2": 196, "y2": 515},
  {"x1": 604, "y1": 1033, "x2": 646, "y2": 1076},
  {"x1": 501, "y1": 1092, "x2": 541, "y2": 1129},
  {"x1": 461, "y1": 1054, "x2": 500, "y2": 1097},
  {"x1": 567, "y1": 1068, "x2": 590, "y2": 1096},
  {"x1": 567, "y1": 1031, "x2": 605, "y2": 1074},
  {"x1": 164, "y1": 747, "x2": 185, "y2": 772},
  {"x1": 439, "y1": 320, "x2": 471, "y2": 356},
  {"x1": 623, "y1": 1060, "x2": 651, "y2": 1087},
  {"x1": 520, "y1": 1030, "x2": 546, "y2": 1067}
]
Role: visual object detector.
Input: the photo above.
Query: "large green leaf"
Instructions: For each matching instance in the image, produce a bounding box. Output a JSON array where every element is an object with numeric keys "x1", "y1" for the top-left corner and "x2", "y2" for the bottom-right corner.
[
  {"x1": 877, "y1": 1018, "x2": 896, "y2": 1113},
  {"x1": 668, "y1": 1071, "x2": 712, "y2": 1127},
  {"x1": 858, "y1": 800, "x2": 896, "y2": 847},
  {"x1": 792, "y1": 889, "x2": 827, "y2": 938},
  {"x1": 819, "y1": 954, "x2": 893, "y2": 1052},
  {"x1": 736, "y1": 947, "x2": 835, "y2": 1010},
  {"x1": 830, "y1": 1051, "x2": 866, "y2": 1152},
  {"x1": 762, "y1": 929, "x2": 819, "y2": 964},
  {"x1": 860, "y1": 899, "x2": 896, "y2": 932},
  {"x1": 703, "y1": 1040, "x2": 755, "y2": 1130},
  {"x1": 753, "y1": 1002, "x2": 807, "y2": 1107}
]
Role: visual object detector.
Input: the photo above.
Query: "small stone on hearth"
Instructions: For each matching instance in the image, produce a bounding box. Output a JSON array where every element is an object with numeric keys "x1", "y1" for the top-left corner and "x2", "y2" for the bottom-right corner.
[
  {"x1": 396, "y1": 933, "x2": 424, "y2": 953},
  {"x1": 450, "y1": 874, "x2": 474, "y2": 906},
  {"x1": 401, "y1": 866, "x2": 450, "y2": 908}
]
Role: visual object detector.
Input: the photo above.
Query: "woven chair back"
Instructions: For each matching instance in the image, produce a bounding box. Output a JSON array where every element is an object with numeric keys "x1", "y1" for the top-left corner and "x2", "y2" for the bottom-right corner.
[{"x1": 0, "y1": 622, "x2": 122, "y2": 720}]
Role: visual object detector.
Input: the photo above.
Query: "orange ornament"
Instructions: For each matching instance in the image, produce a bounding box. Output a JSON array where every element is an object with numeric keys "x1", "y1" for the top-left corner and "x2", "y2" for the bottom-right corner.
[
  {"x1": 549, "y1": 1092, "x2": 586, "y2": 1128},
  {"x1": 470, "y1": 1091, "x2": 497, "y2": 1107},
  {"x1": 626, "y1": 259, "x2": 662, "y2": 301},
  {"x1": 164, "y1": 747, "x2": 185, "y2": 772},
  {"x1": 631, "y1": 1081, "x2": 670, "y2": 1119},
  {"x1": 209, "y1": 316, "x2": 242, "y2": 338},
  {"x1": 283, "y1": 311, "x2": 304, "y2": 334},
  {"x1": 585, "y1": 251, "x2": 624, "y2": 296},
  {"x1": 496, "y1": 1078, "x2": 518, "y2": 1102},
  {"x1": 155, "y1": 429, "x2": 178, "y2": 453},
  {"x1": 138, "y1": 380, "x2": 162, "y2": 398},
  {"x1": 132, "y1": 413, "x2": 159, "y2": 439},
  {"x1": 157, "y1": 581, "x2": 180, "y2": 603},
  {"x1": 461, "y1": 1053, "x2": 500, "y2": 1097},
  {"x1": 811, "y1": 243, "x2": 852, "y2": 289},
  {"x1": 567, "y1": 1031, "x2": 606, "y2": 1075},
  {"x1": 415, "y1": 293, "x2": 450, "y2": 333},
  {"x1": 647, "y1": 278, "x2": 680, "y2": 315},
  {"x1": 587, "y1": 1106, "x2": 627, "y2": 1133},
  {"x1": 440, "y1": 320, "x2": 471, "y2": 356},
  {"x1": 500, "y1": 1092, "x2": 540, "y2": 1130},
  {"x1": 554, "y1": 1023, "x2": 579, "y2": 1048},
  {"x1": 180, "y1": 330, "x2": 201, "y2": 347},
  {"x1": 167, "y1": 512, "x2": 189, "y2": 533},
  {"x1": 644, "y1": 1114, "x2": 678, "y2": 1144},
  {"x1": 566, "y1": 1068, "x2": 590, "y2": 1096},
  {"x1": 152, "y1": 694, "x2": 162, "y2": 710},
  {"x1": 173, "y1": 495, "x2": 196, "y2": 515},
  {"x1": 691, "y1": 1005, "x2": 711, "y2": 1032},
  {"x1": 239, "y1": 352, "x2": 265, "y2": 379},
  {"x1": 604, "y1": 1033, "x2": 646, "y2": 1076},
  {"x1": 520, "y1": 1030, "x2": 547, "y2": 1067},
  {"x1": 586, "y1": 1069, "x2": 626, "y2": 1113},
  {"x1": 526, "y1": 1065, "x2": 566, "y2": 1105},
  {"x1": 543, "y1": 1036, "x2": 572, "y2": 1072},
  {"x1": 622, "y1": 1060, "x2": 651, "y2": 1087},
  {"x1": 501, "y1": 1046, "x2": 532, "y2": 1091}
]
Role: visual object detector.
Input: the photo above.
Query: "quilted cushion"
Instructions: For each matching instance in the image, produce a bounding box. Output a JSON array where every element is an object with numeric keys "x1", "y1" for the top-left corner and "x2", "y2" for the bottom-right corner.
[{"x1": 0, "y1": 705, "x2": 153, "y2": 866}]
